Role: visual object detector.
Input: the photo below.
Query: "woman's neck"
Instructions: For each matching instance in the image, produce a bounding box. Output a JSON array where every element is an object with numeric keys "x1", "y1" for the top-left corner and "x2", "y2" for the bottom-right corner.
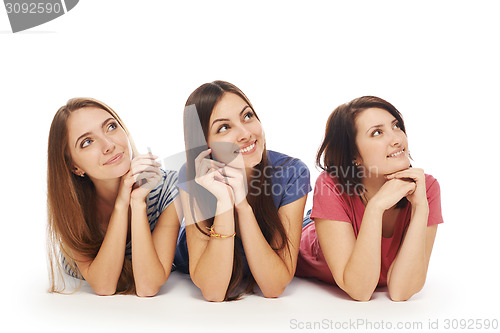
[
  {"x1": 92, "y1": 177, "x2": 121, "y2": 208},
  {"x1": 361, "y1": 175, "x2": 386, "y2": 204}
]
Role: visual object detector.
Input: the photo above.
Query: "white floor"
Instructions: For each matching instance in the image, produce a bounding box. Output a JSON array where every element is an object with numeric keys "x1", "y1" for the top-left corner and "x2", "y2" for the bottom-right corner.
[{"x1": 11, "y1": 254, "x2": 500, "y2": 333}]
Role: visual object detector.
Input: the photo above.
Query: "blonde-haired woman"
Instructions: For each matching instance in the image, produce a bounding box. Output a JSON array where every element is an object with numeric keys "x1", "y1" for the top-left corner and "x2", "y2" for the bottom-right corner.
[{"x1": 47, "y1": 98, "x2": 180, "y2": 296}]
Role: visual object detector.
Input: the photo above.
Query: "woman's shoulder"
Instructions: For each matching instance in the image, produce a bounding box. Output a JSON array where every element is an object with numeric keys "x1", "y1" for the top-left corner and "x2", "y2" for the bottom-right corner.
[
  {"x1": 424, "y1": 173, "x2": 441, "y2": 195},
  {"x1": 146, "y1": 168, "x2": 179, "y2": 211},
  {"x1": 160, "y1": 168, "x2": 179, "y2": 182},
  {"x1": 267, "y1": 150, "x2": 309, "y2": 173},
  {"x1": 266, "y1": 150, "x2": 312, "y2": 207},
  {"x1": 316, "y1": 170, "x2": 340, "y2": 185},
  {"x1": 149, "y1": 168, "x2": 179, "y2": 196},
  {"x1": 424, "y1": 173, "x2": 438, "y2": 184}
]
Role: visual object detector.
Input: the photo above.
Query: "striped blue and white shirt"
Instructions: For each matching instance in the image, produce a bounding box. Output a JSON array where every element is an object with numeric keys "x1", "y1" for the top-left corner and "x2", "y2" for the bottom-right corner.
[
  {"x1": 63, "y1": 169, "x2": 179, "y2": 278},
  {"x1": 124, "y1": 168, "x2": 179, "y2": 257}
]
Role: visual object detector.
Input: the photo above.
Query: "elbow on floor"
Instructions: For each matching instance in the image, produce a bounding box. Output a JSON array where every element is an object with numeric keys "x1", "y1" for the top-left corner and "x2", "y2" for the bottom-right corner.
[
  {"x1": 262, "y1": 286, "x2": 286, "y2": 299},
  {"x1": 389, "y1": 289, "x2": 418, "y2": 302},
  {"x1": 345, "y1": 289, "x2": 373, "y2": 302},
  {"x1": 202, "y1": 290, "x2": 226, "y2": 302},
  {"x1": 350, "y1": 294, "x2": 372, "y2": 302},
  {"x1": 93, "y1": 286, "x2": 116, "y2": 296},
  {"x1": 136, "y1": 286, "x2": 160, "y2": 298},
  {"x1": 389, "y1": 292, "x2": 411, "y2": 302},
  {"x1": 388, "y1": 282, "x2": 424, "y2": 302}
]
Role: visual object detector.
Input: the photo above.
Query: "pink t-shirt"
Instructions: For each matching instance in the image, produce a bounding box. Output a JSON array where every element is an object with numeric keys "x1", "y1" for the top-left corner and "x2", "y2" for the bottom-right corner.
[{"x1": 296, "y1": 172, "x2": 443, "y2": 286}]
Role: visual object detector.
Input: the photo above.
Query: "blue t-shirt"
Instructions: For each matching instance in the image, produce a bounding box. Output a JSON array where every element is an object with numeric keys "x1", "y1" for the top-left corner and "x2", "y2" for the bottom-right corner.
[
  {"x1": 63, "y1": 169, "x2": 179, "y2": 278},
  {"x1": 174, "y1": 150, "x2": 311, "y2": 273}
]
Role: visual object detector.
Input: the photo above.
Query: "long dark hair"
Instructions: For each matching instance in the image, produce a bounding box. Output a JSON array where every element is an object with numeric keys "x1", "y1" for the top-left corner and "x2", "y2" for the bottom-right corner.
[
  {"x1": 47, "y1": 98, "x2": 137, "y2": 294},
  {"x1": 183, "y1": 81, "x2": 289, "y2": 300},
  {"x1": 316, "y1": 96, "x2": 409, "y2": 208}
]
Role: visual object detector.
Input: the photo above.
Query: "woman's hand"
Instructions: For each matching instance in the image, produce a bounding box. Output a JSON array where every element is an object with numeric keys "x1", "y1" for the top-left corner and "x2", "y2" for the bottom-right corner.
[
  {"x1": 385, "y1": 168, "x2": 428, "y2": 208},
  {"x1": 194, "y1": 149, "x2": 234, "y2": 203},
  {"x1": 116, "y1": 168, "x2": 135, "y2": 208},
  {"x1": 129, "y1": 153, "x2": 162, "y2": 202},
  {"x1": 369, "y1": 177, "x2": 416, "y2": 211},
  {"x1": 218, "y1": 163, "x2": 248, "y2": 208}
]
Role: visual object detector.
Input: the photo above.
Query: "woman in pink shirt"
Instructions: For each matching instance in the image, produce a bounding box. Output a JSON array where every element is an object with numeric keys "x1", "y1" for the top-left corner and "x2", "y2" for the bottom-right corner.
[{"x1": 296, "y1": 96, "x2": 443, "y2": 301}]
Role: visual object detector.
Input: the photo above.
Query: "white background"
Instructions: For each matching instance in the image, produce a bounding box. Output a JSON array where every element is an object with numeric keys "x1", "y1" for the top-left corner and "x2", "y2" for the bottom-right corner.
[{"x1": 1, "y1": 1, "x2": 499, "y2": 332}]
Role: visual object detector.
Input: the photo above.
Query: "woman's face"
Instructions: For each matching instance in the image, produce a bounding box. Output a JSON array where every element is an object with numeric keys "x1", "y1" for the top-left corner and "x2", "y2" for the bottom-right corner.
[
  {"x1": 67, "y1": 107, "x2": 131, "y2": 180},
  {"x1": 207, "y1": 93, "x2": 265, "y2": 169},
  {"x1": 354, "y1": 107, "x2": 410, "y2": 177}
]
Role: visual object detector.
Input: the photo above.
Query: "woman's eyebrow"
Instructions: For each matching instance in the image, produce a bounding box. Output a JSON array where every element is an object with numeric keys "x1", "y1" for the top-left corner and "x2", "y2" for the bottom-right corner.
[
  {"x1": 239, "y1": 105, "x2": 250, "y2": 115},
  {"x1": 74, "y1": 117, "x2": 114, "y2": 148},
  {"x1": 210, "y1": 106, "x2": 250, "y2": 129},
  {"x1": 210, "y1": 117, "x2": 230, "y2": 129},
  {"x1": 365, "y1": 119, "x2": 398, "y2": 134},
  {"x1": 366, "y1": 124, "x2": 383, "y2": 134}
]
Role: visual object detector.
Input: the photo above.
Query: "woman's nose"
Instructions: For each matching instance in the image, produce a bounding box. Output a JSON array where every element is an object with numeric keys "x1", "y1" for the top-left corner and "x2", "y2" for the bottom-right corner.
[
  {"x1": 390, "y1": 130, "x2": 404, "y2": 146},
  {"x1": 236, "y1": 125, "x2": 251, "y2": 141},
  {"x1": 102, "y1": 137, "x2": 115, "y2": 153}
]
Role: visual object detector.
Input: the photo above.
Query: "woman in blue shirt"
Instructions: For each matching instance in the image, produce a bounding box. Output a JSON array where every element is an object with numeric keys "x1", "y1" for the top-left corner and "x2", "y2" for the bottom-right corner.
[{"x1": 174, "y1": 81, "x2": 311, "y2": 301}]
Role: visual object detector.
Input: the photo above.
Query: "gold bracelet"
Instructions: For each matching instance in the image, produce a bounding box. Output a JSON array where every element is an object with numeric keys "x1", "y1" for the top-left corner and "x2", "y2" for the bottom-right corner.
[{"x1": 206, "y1": 225, "x2": 236, "y2": 239}]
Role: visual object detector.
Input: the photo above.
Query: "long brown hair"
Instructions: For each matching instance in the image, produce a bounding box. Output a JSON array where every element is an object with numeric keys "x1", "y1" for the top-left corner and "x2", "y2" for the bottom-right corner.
[
  {"x1": 47, "y1": 98, "x2": 138, "y2": 294},
  {"x1": 183, "y1": 81, "x2": 289, "y2": 300},
  {"x1": 316, "y1": 96, "x2": 408, "y2": 208}
]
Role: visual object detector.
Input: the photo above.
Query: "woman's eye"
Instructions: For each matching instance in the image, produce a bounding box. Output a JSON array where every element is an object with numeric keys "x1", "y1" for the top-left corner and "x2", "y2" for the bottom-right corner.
[
  {"x1": 217, "y1": 125, "x2": 229, "y2": 133},
  {"x1": 393, "y1": 122, "x2": 401, "y2": 130},
  {"x1": 108, "y1": 122, "x2": 117, "y2": 131},
  {"x1": 243, "y1": 111, "x2": 254, "y2": 121},
  {"x1": 81, "y1": 139, "x2": 92, "y2": 148},
  {"x1": 372, "y1": 129, "x2": 382, "y2": 136}
]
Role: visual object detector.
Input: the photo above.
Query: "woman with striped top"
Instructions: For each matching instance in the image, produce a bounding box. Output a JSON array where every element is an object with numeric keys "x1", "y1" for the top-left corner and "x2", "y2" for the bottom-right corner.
[{"x1": 47, "y1": 98, "x2": 181, "y2": 296}]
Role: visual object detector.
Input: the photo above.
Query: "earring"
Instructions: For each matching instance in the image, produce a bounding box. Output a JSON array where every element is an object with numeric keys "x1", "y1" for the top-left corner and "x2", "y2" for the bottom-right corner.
[
  {"x1": 353, "y1": 160, "x2": 360, "y2": 167},
  {"x1": 73, "y1": 168, "x2": 85, "y2": 177}
]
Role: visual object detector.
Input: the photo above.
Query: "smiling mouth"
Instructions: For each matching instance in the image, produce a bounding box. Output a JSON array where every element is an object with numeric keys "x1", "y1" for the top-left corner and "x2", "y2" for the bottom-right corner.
[
  {"x1": 104, "y1": 153, "x2": 123, "y2": 165},
  {"x1": 235, "y1": 141, "x2": 256, "y2": 154},
  {"x1": 387, "y1": 149, "x2": 405, "y2": 158}
]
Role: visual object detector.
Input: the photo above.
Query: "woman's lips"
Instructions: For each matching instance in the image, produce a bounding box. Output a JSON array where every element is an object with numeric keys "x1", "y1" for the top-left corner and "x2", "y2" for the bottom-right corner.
[
  {"x1": 387, "y1": 148, "x2": 405, "y2": 158},
  {"x1": 104, "y1": 152, "x2": 123, "y2": 165},
  {"x1": 235, "y1": 140, "x2": 257, "y2": 155}
]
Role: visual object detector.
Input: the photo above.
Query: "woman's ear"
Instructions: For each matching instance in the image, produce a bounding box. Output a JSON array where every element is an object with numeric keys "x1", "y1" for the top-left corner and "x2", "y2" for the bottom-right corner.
[
  {"x1": 352, "y1": 156, "x2": 362, "y2": 167},
  {"x1": 72, "y1": 166, "x2": 85, "y2": 177}
]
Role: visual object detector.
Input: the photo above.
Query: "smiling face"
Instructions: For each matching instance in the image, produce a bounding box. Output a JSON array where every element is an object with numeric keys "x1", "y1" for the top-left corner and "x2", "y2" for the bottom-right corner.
[
  {"x1": 66, "y1": 106, "x2": 131, "y2": 181},
  {"x1": 207, "y1": 93, "x2": 265, "y2": 169},
  {"x1": 354, "y1": 107, "x2": 410, "y2": 177}
]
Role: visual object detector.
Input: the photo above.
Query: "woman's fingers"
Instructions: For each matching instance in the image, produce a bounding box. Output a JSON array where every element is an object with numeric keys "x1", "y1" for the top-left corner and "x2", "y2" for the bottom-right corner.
[
  {"x1": 196, "y1": 157, "x2": 226, "y2": 180},
  {"x1": 195, "y1": 149, "x2": 222, "y2": 172},
  {"x1": 194, "y1": 148, "x2": 212, "y2": 164},
  {"x1": 129, "y1": 152, "x2": 162, "y2": 189},
  {"x1": 386, "y1": 168, "x2": 424, "y2": 179},
  {"x1": 218, "y1": 164, "x2": 246, "y2": 180}
]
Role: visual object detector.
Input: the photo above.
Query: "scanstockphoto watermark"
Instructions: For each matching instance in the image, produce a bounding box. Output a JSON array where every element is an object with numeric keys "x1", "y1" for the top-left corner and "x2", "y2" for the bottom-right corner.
[
  {"x1": 289, "y1": 318, "x2": 424, "y2": 331},
  {"x1": 288, "y1": 318, "x2": 500, "y2": 331},
  {"x1": 248, "y1": 164, "x2": 380, "y2": 198},
  {"x1": 3, "y1": 0, "x2": 79, "y2": 33},
  {"x1": 247, "y1": 164, "x2": 310, "y2": 198},
  {"x1": 319, "y1": 165, "x2": 379, "y2": 197}
]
